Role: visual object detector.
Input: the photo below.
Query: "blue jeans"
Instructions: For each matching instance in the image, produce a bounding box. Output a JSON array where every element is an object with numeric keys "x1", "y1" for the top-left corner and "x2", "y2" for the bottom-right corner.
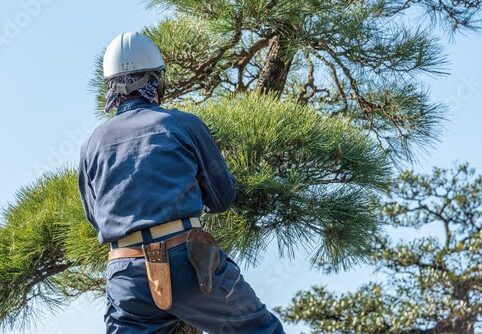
[{"x1": 104, "y1": 241, "x2": 285, "y2": 333}]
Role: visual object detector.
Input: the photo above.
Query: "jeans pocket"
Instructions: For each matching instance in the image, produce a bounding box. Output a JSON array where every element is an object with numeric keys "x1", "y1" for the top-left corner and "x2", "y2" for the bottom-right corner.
[
  {"x1": 106, "y1": 258, "x2": 131, "y2": 280},
  {"x1": 213, "y1": 253, "x2": 242, "y2": 299}
]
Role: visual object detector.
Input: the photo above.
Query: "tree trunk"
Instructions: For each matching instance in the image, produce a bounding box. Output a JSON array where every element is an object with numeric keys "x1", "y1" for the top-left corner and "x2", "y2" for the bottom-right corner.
[{"x1": 257, "y1": 35, "x2": 295, "y2": 95}]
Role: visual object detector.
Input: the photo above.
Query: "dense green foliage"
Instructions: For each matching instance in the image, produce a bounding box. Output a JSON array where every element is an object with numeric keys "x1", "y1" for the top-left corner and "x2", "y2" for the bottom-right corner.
[
  {"x1": 192, "y1": 93, "x2": 391, "y2": 268},
  {"x1": 0, "y1": 92, "x2": 391, "y2": 328},
  {"x1": 277, "y1": 164, "x2": 482, "y2": 333},
  {"x1": 0, "y1": 170, "x2": 106, "y2": 329},
  {"x1": 2, "y1": 0, "x2": 482, "y2": 331}
]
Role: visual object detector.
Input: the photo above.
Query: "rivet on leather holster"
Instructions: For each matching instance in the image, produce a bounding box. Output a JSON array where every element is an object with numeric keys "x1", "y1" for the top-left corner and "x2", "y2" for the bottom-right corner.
[
  {"x1": 142, "y1": 242, "x2": 172, "y2": 310},
  {"x1": 186, "y1": 228, "x2": 220, "y2": 294}
]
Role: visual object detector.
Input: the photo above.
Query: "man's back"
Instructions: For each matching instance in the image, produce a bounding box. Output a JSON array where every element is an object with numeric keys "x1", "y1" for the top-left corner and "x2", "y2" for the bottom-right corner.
[{"x1": 78, "y1": 97, "x2": 236, "y2": 244}]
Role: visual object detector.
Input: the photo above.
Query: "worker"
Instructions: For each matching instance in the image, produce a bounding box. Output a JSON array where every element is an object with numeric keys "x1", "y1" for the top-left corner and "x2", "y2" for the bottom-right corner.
[{"x1": 78, "y1": 32, "x2": 285, "y2": 334}]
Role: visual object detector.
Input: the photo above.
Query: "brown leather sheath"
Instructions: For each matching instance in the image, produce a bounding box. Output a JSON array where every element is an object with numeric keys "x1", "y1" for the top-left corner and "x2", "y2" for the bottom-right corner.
[
  {"x1": 107, "y1": 231, "x2": 191, "y2": 311},
  {"x1": 143, "y1": 242, "x2": 172, "y2": 310},
  {"x1": 186, "y1": 228, "x2": 220, "y2": 294}
]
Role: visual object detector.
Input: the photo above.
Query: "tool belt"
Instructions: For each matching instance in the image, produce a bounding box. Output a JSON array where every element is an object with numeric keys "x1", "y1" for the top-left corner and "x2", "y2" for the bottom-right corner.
[{"x1": 108, "y1": 225, "x2": 220, "y2": 311}]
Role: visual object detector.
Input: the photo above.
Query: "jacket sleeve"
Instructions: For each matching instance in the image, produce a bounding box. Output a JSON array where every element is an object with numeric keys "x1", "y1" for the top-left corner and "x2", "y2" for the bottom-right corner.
[
  {"x1": 78, "y1": 143, "x2": 99, "y2": 230},
  {"x1": 184, "y1": 114, "x2": 237, "y2": 213}
]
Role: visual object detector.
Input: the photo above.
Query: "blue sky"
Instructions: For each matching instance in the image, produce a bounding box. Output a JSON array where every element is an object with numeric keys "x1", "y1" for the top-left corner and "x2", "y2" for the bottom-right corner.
[{"x1": 0, "y1": 1, "x2": 481, "y2": 333}]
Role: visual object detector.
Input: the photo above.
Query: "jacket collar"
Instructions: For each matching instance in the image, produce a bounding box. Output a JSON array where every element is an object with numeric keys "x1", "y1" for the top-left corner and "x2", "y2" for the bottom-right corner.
[{"x1": 116, "y1": 97, "x2": 155, "y2": 115}]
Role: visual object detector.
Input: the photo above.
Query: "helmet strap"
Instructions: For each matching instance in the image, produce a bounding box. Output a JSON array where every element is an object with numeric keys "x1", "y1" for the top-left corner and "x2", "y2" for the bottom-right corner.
[{"x1": 155, "y1": 71, "x2": 166, "y2": 103}]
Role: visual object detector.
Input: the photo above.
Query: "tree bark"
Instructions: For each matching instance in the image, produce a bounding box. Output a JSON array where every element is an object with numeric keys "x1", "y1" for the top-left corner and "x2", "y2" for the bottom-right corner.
[
  {"x1": 257, "y1": 35, "x2": 295, "y2": 95},
  {"x1": 175, "y1": 322, "x2": 202, "y2": 334}
]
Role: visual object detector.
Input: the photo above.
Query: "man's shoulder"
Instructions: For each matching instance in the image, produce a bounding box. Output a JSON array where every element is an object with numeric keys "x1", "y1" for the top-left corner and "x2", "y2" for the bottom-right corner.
[
  {"x1": 165, "y1": 107, "x2": 203, "y2": 126},
  {"x1": 81, "y1": 106, "x2": 202, "y2": 154},
  {"x1": 80, "y1": 123, "x2": 104, "y2": 160},
  {"x1": 165, "y1": 107, "x2": 207, "y2": 136}
]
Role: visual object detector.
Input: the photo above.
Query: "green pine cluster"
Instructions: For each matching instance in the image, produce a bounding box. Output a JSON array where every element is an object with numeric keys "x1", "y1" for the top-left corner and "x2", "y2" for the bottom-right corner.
[
  {"x1": 0, "y1": 170, "x2": 106, "y2": 329},
  {"x1": 190, "y1": 93, "x2": 391, "y2": 268},
  {"x1": 276, "y1": 164, "x2": 482, "y2": 333}
]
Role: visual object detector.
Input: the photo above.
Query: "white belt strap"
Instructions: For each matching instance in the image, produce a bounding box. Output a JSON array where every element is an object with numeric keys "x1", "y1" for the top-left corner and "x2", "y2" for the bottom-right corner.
[{"x1": 116, "y1": 217, "x2": 201, "y2": 248}]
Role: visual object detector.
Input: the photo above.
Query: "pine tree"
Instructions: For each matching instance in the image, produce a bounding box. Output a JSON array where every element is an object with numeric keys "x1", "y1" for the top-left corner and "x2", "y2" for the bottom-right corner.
[
  {"x1": 1, "y1": 0, "x2": 480, "y2": 331},
  {"x1": 277, "y1": 164, "x2": 482, "y2": 333}
]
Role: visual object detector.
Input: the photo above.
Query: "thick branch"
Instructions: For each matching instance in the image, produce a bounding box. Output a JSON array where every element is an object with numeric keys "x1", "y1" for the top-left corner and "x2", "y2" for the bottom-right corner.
[{"x1": 257, "y1": 35, "x2": 295, "y2": 94}]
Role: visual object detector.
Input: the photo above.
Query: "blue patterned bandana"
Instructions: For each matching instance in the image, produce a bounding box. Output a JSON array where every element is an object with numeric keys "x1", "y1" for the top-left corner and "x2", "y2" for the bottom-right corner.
[{"x1": 105, "y1": 72, "x2": 159, "y2": 113}]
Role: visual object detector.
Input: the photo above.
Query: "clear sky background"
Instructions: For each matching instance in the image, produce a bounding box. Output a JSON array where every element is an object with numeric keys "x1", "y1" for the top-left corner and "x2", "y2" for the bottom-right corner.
[{"x1": 0, "y1": 1, "x2": 481, "y2": 333}]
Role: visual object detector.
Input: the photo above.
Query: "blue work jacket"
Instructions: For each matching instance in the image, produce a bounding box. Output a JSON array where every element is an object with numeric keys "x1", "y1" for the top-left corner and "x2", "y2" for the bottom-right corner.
[{"x1": 78, "y1": 97, "x2": 237, "y2": 244}]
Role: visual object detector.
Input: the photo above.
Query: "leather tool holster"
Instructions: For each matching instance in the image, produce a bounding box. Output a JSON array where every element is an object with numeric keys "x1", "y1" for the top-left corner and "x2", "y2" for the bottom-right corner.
[
  {"x1": 142, "y1": 242, "x2": 172, "y2": 310},
  {"x1": 186, "y1": 228, "x2": 220, "y2": 294}
]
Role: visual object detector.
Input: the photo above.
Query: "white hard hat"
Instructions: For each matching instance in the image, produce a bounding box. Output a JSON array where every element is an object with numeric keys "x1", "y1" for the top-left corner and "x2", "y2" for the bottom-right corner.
[{"x1": 103, "y1": 32, "x2": 165, "y2": 79}]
